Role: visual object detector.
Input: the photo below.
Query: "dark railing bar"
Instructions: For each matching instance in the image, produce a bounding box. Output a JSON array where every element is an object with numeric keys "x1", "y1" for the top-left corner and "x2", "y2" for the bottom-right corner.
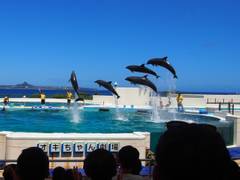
[{"x1": 1, "y1": 159, "x2": 153, "y2": 163}]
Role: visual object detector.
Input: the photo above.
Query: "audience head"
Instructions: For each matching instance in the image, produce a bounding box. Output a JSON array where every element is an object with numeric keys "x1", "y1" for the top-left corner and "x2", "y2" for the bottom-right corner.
[
  {"x1": 65, "y1": 169, "x2": 74, "y2": 180},
  {"x1": 52, "y1": 166, "x2": 66, "y2": 180},
  {"x1": 118, "y1": 145, "x2": 142, "y2": 175},
  {"x1": 84, "y1": 149, "x2": 117, "y2": 180},
  {"x1": 3, "y1": 164, "x2": 17, "y2": 180},
  {"x1": 17, "y1": 147, "x2": 49, "y2": 180},
  {"x1": 154, "y1": 121, "x2": 240, "y2": 180}
]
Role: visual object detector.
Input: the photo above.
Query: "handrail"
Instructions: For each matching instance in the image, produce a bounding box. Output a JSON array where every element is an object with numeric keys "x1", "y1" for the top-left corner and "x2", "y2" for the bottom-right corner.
[{"x1": 1, "y1": 158, "x2": 153, "y2": 163}]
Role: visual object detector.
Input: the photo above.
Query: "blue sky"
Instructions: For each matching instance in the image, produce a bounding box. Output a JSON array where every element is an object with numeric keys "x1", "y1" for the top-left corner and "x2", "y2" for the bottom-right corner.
[{"x1": 0, "y1": 0, "x2": 239, "y2": 92}]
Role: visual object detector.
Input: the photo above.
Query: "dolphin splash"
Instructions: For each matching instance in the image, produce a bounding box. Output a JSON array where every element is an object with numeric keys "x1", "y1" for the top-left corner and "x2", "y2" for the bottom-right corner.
[
  {"x1": 126, "y1": 64, "x2": 160, "y2": 78},
  {"x1": 147, "y1": 57, "x2": 178, "y2": 79},
  {"x1": 125, "y1": 75, "x2": 158, "y2": 93},
  {"x1": 95, "y1": 80, "x2": 120, "y2": 99}
]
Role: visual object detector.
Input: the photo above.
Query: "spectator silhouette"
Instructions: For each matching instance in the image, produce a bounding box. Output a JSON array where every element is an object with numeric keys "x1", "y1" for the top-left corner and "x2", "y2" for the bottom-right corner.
[
  {"x1": 17, "y1": 147, "x2": 49, "y2": 180},
  {"x1": 153, "y1": 121, "x2": 240, "y2": 180},
  {"x1": 53, "y1": 166, "x2": 82, "y2": 180},
  {"x1": 84, "y1": 149, "x2": 116, "y2": 180},
  {"x1": 65, "y1": 169, "x2": 74, "y2": 180},
  {"x1": 3, "y1": 164, "x2": 18, "y2": 180},
  {"x1": 113, "y1": 145, "x2": 143, "y2": 180},
  {"x1": 52, "y1": 166, "x2": 66, "y2": 180}
]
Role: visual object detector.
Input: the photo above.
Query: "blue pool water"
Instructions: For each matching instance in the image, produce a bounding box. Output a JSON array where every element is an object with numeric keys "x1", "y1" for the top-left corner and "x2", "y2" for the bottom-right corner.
[
  {"x1": 0, "y1": 103, "x2": 234, "y2": 146},
  {"x1": 0, "y1": 103, "x2": 227, "y2": 132}
]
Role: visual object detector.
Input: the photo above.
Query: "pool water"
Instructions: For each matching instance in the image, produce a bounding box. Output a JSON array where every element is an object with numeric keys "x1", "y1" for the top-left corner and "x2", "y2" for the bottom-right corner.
[
  {"x1": 0, "y1": 106, "x2": 165, "y2": 133},
  {"x1": 0, "y1": 103, "x2": 234, "y2": 146}
]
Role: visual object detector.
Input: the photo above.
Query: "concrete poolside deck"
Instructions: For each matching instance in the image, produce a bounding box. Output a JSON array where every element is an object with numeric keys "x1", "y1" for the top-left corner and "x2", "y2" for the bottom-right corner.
[{"x1": 0, "y1": 87, "x2": 239, "y2": 110}]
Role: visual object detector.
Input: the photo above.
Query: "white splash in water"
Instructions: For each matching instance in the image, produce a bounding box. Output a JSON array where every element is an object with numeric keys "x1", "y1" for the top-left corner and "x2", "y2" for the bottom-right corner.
[
  {"x1": 71, "y1": 96, "x2": 81, "y2": 123},
  {"x1": 139, "y1": 85, "x2": 146, "y2": 95},
  {"x1": 164, "y1": 74, "x2": 178, "y2": 120},
  {"x1": 114, "y1": 96, "x2": 127, "y2": 121},
  {"x1": 150, "y1": 92, "x2": 163, "y2": 123}
]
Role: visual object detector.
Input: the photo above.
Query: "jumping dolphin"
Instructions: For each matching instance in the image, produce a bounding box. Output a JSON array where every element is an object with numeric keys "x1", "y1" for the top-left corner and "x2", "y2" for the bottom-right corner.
[
  {"x1": 126, "y1": 64, "x2": 160, "y2": 78},
  {"x1": 147, "y1": 57, "x2": 178, "y2": 79},
  {"x1": 95, "y1": 80, "x2": 120, "y2": 99},
  {"x1": 125, "y1": 75, "x2": 158, "y2": 93},
  {"x1": 69, "y1": 71, "x2": 84, "y2": 102}
]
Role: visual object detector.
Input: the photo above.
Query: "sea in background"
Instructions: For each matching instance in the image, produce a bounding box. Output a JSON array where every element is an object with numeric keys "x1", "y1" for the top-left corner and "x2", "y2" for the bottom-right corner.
[
  {"x1": 0, "y1": 88, "x2": 111, "y2": 98},
  {"x1": 0, "y1": 88, "x2": 239, "y2": 98}
]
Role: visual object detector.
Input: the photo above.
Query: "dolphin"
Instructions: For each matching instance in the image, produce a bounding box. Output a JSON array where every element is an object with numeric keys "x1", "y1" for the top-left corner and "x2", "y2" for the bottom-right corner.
[
  {"x1": 147, "y1": 57, "x2": 178, "y2": 79},
  {"x1": 125, "y1": 75, "x2": 158, "y2": 93},
  {"x1": 69, "y1": 71, "x2": 84, "y2": 102},
  {"x1": 95, "y1": 80, "x2": 120, "y2": 99},
  {"x1": 126, "y1": 64, "x2": 160, "y2": 78}
]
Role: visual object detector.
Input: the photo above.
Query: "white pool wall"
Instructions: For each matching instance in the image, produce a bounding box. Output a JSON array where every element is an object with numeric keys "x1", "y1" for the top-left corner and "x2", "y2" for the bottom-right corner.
[{"x1": 0, "y1": 132, "x2": 150, "y2": 168}]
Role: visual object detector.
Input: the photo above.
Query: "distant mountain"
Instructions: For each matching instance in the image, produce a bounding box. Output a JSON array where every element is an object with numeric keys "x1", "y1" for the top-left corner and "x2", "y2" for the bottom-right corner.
[
  {"x1": 0, "y1": 82, "x2": 109, "y2": 94},
  {"x1": 0, "y1": 82, "x2": 111, "y2": 96},
  {"x1": 15, "y1": 82, "x2": 35, "y2": 88}
]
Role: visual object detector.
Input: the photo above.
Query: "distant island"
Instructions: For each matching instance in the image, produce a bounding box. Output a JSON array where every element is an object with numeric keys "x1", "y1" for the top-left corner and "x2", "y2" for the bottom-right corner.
[
  {"x1": 15, "y1": 82, "x2": 35, "y2": 88},
  {"x1": 0, "y1": 82, "x2": 111, "y2": 96},
  {"x1": 0, "y1": 81, "x2": 71, "y2": 90}
]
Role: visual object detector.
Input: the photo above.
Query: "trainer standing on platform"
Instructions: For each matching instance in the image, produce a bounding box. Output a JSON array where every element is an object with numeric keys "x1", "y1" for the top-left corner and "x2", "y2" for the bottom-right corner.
[
  {"x1": 176, "y1": 93, "x2": 184, "y2": 112},
  {"x1": 2, "y1": 96, "x2": 10, "y2": 111},
  {"x1": 66, "y1": 90, "x2": 73, "y2": 105},
  {"x1": 3, "y1": 96, "x2": 9, "y2": 106},
  {"x1": 39, "y1": 90, "x2": 46, "y2": 105}
]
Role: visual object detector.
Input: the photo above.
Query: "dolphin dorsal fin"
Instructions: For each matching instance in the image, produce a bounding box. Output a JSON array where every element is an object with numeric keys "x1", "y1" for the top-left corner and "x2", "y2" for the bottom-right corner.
[
  {"x1": 108, "y1": 81, "x2": 112, "y2": 84},
  {"x1": 163, "y1": 56, "x2": 168, "y2": 61},
  {"x1": 140, "y1": 64, "x2": 145, "y2": 67}
]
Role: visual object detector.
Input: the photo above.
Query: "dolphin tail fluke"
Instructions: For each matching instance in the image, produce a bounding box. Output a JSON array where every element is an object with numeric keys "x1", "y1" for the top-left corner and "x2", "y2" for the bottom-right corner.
[
  {"x1": 174, "y1": 75, "x2": 178, "y2": 79},
  {"x1": 75, "y1": 97, "x2": 84, "y2": 102}
]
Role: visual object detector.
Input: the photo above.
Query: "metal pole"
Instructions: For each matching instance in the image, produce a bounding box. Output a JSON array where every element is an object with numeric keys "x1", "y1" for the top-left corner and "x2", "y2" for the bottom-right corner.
[{"x1": 232, "y1": 103, "x2": 235, "y2": 115}]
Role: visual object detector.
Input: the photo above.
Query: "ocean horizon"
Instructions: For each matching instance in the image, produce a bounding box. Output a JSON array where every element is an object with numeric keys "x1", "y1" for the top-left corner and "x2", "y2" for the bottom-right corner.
[
  {"x1": 0, "y1": 88, "x2": 239, "y2": 98},
  {"x1": 0, "y1": 88, "x2": 111, "y2": 98}
]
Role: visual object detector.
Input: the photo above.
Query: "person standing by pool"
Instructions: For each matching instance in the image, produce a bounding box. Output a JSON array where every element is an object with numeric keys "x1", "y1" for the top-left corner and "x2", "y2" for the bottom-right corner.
[
  {"x1": 66, "y1": 90, "x2": 73, "y2": 105},
  {"x1": 176, "y1": 93, "x2": 184, "y2": 112},
  {"x1": 3, "y1": 96, "x2": 9, "y2": 106},
  {"x1": 2, "y1": 96, "x2": 9, "y2": 111},
  {"x1": 39, "y1": 90, "x2": 46, "y2": 105}
]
